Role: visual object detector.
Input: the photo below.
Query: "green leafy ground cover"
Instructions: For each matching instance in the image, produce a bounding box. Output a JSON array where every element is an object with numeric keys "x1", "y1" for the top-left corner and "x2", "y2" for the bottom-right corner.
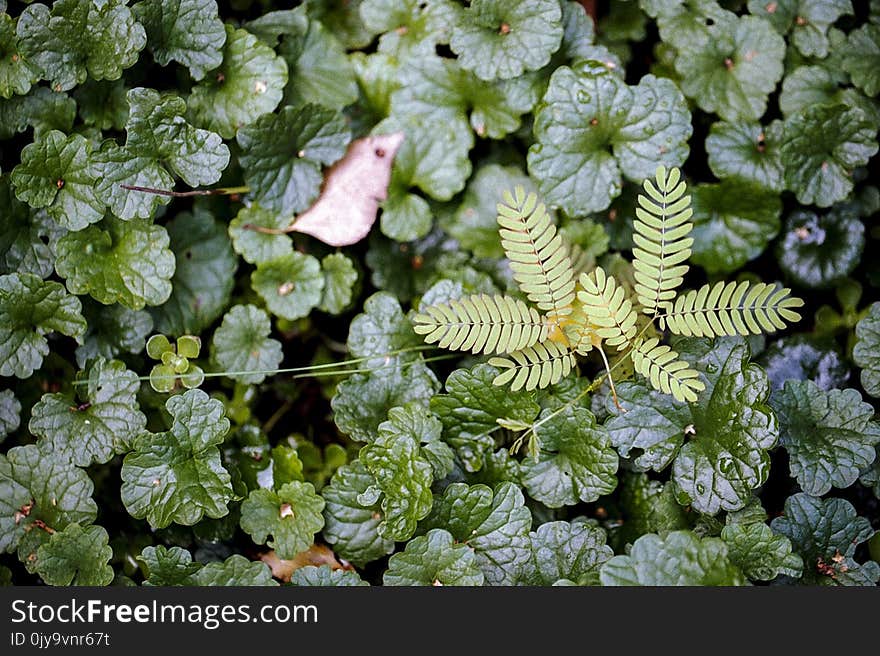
[{"x1": 0, "y1": 0, "x2": 878, "y2": 587}]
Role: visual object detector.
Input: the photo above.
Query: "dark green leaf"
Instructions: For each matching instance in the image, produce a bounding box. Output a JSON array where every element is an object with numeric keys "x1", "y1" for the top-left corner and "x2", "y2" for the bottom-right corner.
[
  {"x1": 0, "y1": 272, "x2": 85, "y2": 378},
  {"x1": 771, "y1": 493, "x2": 880, "y2": 585},
  {"x1": 780, "y1": 104, "x2": 879, "y2": 207},
  {"x1": 251, "y1": 251, "x2": 323, "y2": 321},
  {"x1": 11, "y1": 130, "x2": 103, "y2": 231},
  {"x1": 240, "y1": 481, "x2": 325, "y2": 559},
  {"x1": 0, "y1": 443, "x2": 97, "y2": 558},
  {"x1": 853, "y1": 302, "x2": 880, "y2": 397},
  {"x1": 290, "y1": 564, "x2": 368, "y2": 586},
  {"x1": 151, "y1": 208, "x2": 237, "y2": 335},
  {"x1": 721, "y1": 507, "x2": 803, "y2": 582},
  {"x1": 600, "y1": 530, "x2": 748, "y2": 586},
  {"x1": 689, "y1": 179, "x2": 781, "y2": 275},
  {"x1": 522, "y1": 405, "x2": 618, "y2": 508},
  {"x1": 229, "y1": 204, "x2": 293, "y2": 265},
  {"x1": 321, "y1": 460, "x2": 395, "y2": 567},
  {"x1": 138, "y1": 545, "x2": 200, "y2": 585},
  {"x1": 187, "y1": 25, "x2": 287, "y2": 139},
  {"x1": 35, "y1": 523, "x2": 113, "y2": 586},
  {"x1": 191, "y1": 555, "x2": 277, "y2": 586},
  {"x1": 211, "y1": 305, "x2": 283, "y2": 385},
  {"x1": 517, "y1": 520, "x2": 613, "y2": 586},
  {"x1": 237, "y1": 104, "x2": 349, "y2": 216},
  {"x1": 94, "y1": 88, "x2": 230, "y2": 220},
  {"x1": 423, "y1": 482, "x2": 531, "y2": 585},
  {"x1": 528, "y1": 60, "x2": 691, "y2": 215},
  {"x1": 431, "y1": 364, "x2": 540, "y2": 473},
  {"x1": 134, "y1": 0, "x2": 226, "y2": 81},
  {"x1": 705, "y1": 120, "x2": 784, "y2": 191},
  {"x1": 120, "y1": 389, "x2": 233, "y2": 529},
  {"x1": 606, "y1": 338, "x2": 777, "y2": 515},
  {"x1": 17, "y1": 0, "x2": 146, "y2": 91},
  {"x1": 30, "y1": 358, "x2": 146, "y2": 466},
  {"x1": 774, "y1": 380, "x2": 880, "y2": 495},
  {"x1": 450, "y1": 0, "x2": 563, "y2": 81},
  {"x1": 55, "y1": 215, "x2": 175, "y2": 309},
  {"x1": 748, "y1": 0, "x2": 853, "y2": 57},
  {"x1": 776, "y1": 208, "x2": 864, "y2": 289},
  {"x1": 75, "y1": 300, "x2": 153, "y2": 368},
  {"x1": 360, "y1": 0, "x2": 457, "y2": 57},
  {"x1": 319, "y1": 253, "x2": 358, "y2": 315},
  {"x1": 0, "y1": 14, "x2": 38, "y2": 98},
  {"x1": 383, "y1": 528, "x2": 484, "y2": 586},
  {"x1": 0, "y1": 180, "x2": 63, "y2": 279},
  {"x1": 842, "y1": 23, "x2": 880, "y2": 97}
]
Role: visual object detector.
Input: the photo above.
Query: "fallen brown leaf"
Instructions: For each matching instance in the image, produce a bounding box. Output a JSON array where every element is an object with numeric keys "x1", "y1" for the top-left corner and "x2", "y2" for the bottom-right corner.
[
  {"x1": 260, "y1": 543, "x2": 353, "y2": 583},
  {"x1": 286, "y1": 131, "x2": 405, "y2": 246}
]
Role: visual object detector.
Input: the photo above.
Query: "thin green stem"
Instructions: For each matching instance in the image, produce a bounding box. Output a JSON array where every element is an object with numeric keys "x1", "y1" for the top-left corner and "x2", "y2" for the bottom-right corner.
[{"x1": 119, "y1": 184, "x2": 251, "y2": 197}]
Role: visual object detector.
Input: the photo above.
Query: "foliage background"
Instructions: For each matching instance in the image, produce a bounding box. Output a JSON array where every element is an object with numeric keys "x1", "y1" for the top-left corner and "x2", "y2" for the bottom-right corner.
[{"x1": 0, "y1": 0, "x2": 878, "y2": 586}]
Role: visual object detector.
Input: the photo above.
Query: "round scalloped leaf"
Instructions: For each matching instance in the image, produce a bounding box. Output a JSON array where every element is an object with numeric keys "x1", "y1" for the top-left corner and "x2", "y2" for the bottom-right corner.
[
  {"x1": 780, "y1": 104, "x2": 879, "y2": 208},
  {"x1": 600, "y1": 530, "x2": 747, "y2": 586},
  {"x1": 240, "y1": 481, "x2": 325, "y2": 559},
  {"x1": 430, "y1": 364, "x2": 540, "y2": 473},
  {"x1": 120, "y1": 389, "x2": 233, "y2": 529},
  {"x1": 72, "y1": 79, "x2": 129, "y2": 131},
  {"x1": 55, "y1": 216, "x2": 175, "y2": 310},
  {"x1": 229, "y1": 204, "x2": 293, "y2": 265},
  {"x1": 252, "y1": 251, "x2": 324, "y2": 321},
  {"x1": 422, "y1": 482, "x2": 531, "y2": 586},
  {"x1": 290, "y1": 564, "x2": 368, "y2": 586},
  {"x1": 278, "y1": 14, "x2": 358, "y2": 109},
  {"x1": 774, "y1": 380, "x2": 880, "y2": 496},
  {"x1": 779, "y1": 65, "x2": 880, "y2": 122},
  {"x1": 134, "y1": 0, "x2": 226, "y2": 81},
  {"x1": 138, "y1": 545, "x2": 201, "y2": 586},
  {"x1": 361, "y1": 0, "x2": 458, "y2": 58},
  {"x1": 35, "y1": 523, "x2": 113, "y2": 586},
  {"x1": 29, "y1": 358, "x2": 146, "y2": 466},
  {"x1": 94, "y1": 88, "x2": 230, "y2": 220},
  {"x1": 776, "y1": 208, "x2": 864, "y2": 289},
  {"x1": 237, "y1": 104, "x2": 350, "y2": 215},
  {"x1": 11, "y1": 130, "x2": 103, "y2": 231},
  {"x1": 705, "y1": 120, "x2": 784, "y2": 191},
  {"x1": 16, "y1": 0, "x2": 146, "y2": 91},
  {"x1": 0, "y1": 443, "x2": 97, "y2": 557},
  {"x1": 306, "y1": 0, "x2": 374, "y2": 50},
  {"x1": 211, "y1": 305, "x2": 283, "y2": 385},
  {"x1": 450, "y1": 0, "x2": 563, "y2": 81},
  {"x1": 0, "y1": 390, "x2": 20, "y2": 442},
  {"x1": 771, "y1": 493, "x2": 880, "y2": 585},
  {"x1": 747, "y1": 0, "x2": 853, "y2": 57},
  {"x1": 0, "y1": 272, "x2": 85, "y2": 379},
  {"x1": 522, "y1": 405, "x2": 618, "y2": 508},
  {"x1": 611, "y1": 473, "x2": 690, "y2": 550},
  {"x1": 721, "y1": 518, "x2": 802, "y2": 582},
  {"x1": 689, "y1": 179, "x2": 781, "y2": 275},
  {"x1": 383, "y1": 528, "x2": 484, "y2": 586},
  {"x1": 606, "y1": 338, "x2": 777, "y2": 515},
  {"x1": 517, "y1": 520, "x2": 614, "y2": 586},
  {"x1": 528, "y1": 61, "x2": 691, "y2": 215},
  {"x1": 321, "y1": 460, "x2": 395, "y2": 567},
  {"x1": 346, "y1": 291, "x2": 424, "y2": 363},
  {"x1": 842, "y1": 23, "x2": 880, "y2": 97},
  {"x1": 151, "y1": 208, "x2": 237, "y2": 335},
  {"x1": 191, "y1": 555, "x2": 277, "y2": 586},
  {"x1": 319, "y1": 253, "x2": 358, "y2": 315},
  {"x1": 187, "y1": 25, "x2": 287, "y2": 139},
  {"x1": 674, "y1": 14, "x2": 784, "y2": 121},
  {"x1": 854, "y1": 303, "x2": 880, "y2": 397},
  {"x1": 0, "y1": 14, "x2": 38, "y2": 98},
  {"x1": 0, "y1": 180, "x2": 62, "y2": 279}
]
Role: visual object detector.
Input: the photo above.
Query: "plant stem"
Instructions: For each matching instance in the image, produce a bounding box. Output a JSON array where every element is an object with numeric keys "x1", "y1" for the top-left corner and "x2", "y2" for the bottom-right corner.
[{"x1": 119, "y1": 184, "x2": 251, "y2": 197}]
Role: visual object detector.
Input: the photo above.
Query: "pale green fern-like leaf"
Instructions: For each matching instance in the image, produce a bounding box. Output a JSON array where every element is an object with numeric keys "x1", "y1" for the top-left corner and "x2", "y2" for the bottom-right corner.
[
  {"x1": 577, "y1": 267, "x2": 638, "y2": 351},
  {"x1": 412, "y1": 294, "x2": 548, "y2": 355},
  {"x1": 631, "y1": 338, "x2": 705, "y2": 403},
  {"x1": 562, "y1": 304, "x2": 598, "y2": 356},
  {"x1": 488, "y1": 340, "x2": 577, "y2": 392},
  {"x1": 632, "y1": 166, "x2": 693, "y2": 315},
  {"x1": 497, "y1": 187, "x2": 576, "y2": 316},
  {"x1": 663, "y1": 281, "x2": 804, "y2": 338}
]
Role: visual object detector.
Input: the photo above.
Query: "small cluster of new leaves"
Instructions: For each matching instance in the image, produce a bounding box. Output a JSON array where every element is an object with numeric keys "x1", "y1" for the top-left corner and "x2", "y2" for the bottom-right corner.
[
  {"x1": 146, "y1": 334, "x2": 204, "y2": 392},
  {"x1": 415, "y1": 166, "x2": 804, "y2": 403}
]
